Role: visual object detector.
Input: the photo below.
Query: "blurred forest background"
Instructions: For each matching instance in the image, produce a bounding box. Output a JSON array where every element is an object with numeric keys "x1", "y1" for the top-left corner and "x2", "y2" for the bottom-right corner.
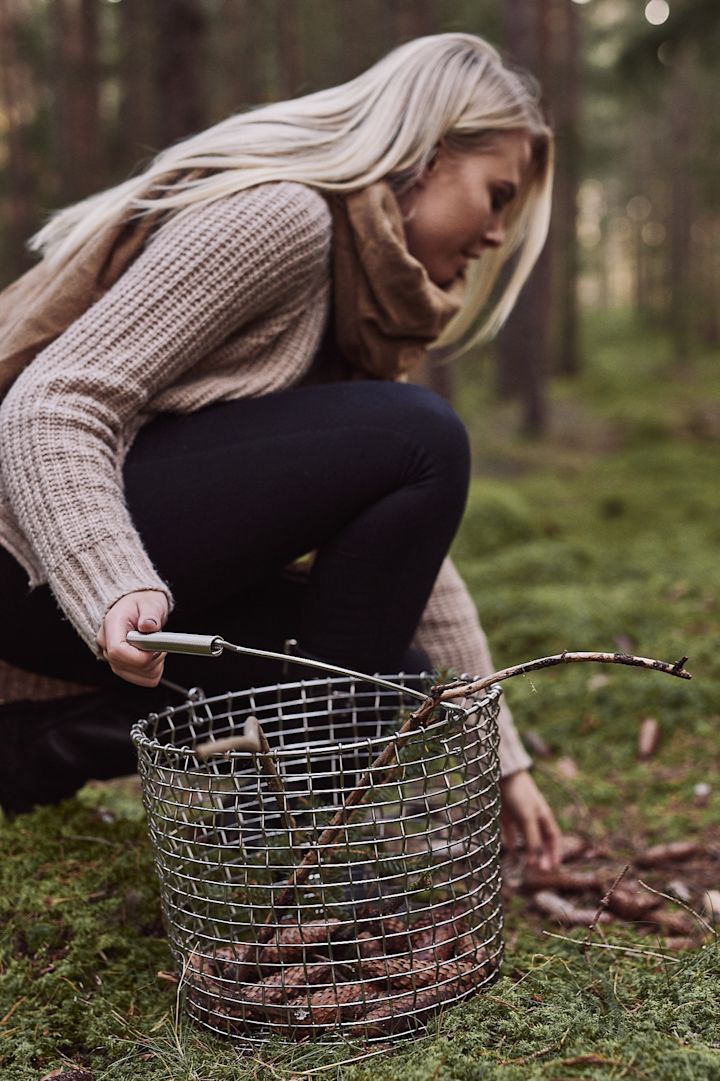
[
  {"x1": 2, "y1": 7, "x2": 720, "y2": 1078},
  {"x1": 0, "y1": 0, "x2": 718, "y2": 435}
]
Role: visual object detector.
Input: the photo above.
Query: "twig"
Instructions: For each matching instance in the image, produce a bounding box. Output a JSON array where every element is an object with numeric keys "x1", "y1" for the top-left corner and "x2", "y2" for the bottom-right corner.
[
  {"x1": 638, "y1": 879, "x2": 717, "y2": 939},
  {"x1": 256, "y1": 690, "x2": 442, "y2": 942},
  {"x1": 441, "y1": 650, "x2": 691, "y2": 702},
  {"x1": 196, "y1": 716, "x2": 301, "y2": 855},
  {"x1": 543, "y1": 929, "x2": 683, "y2": 963},
  {"x1": 582, "y1": 864, "x2": 630, "y2": 956},
  {"x1": 245, "y1": 649, "x2": 691, "y2": 943}
]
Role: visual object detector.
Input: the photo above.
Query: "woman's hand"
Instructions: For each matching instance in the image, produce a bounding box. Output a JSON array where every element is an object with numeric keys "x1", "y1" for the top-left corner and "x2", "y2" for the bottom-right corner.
[
  {"x1": 500, "y1": 769, "x2": 562, "y2": 872},
  {"x1": 96, "y1": 590, "x2": 169, "y2": 687}
]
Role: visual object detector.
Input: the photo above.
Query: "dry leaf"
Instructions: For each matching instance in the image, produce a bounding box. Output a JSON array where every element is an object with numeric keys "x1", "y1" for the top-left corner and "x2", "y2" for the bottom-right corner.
[
  {"x1": 666, "y1": 879, "x2": 692, "y2": 904},
  {"x1": 532, "y1": 890, "x2": 610, "y2": 927},
  {"x1": 523, "y1": 867, "x2": 605, "y2": 893},
  {"x1": 636, "y1": 717, "x2": 659, "y2": 761},
  {"x1": 156, "y1": 970, "x2": 179, "y2": 984},
  {"x1": 662, "y1": 937, "x2": 698, "y2": 951},
  {"x1": 555, "y1": 756, "x2": 580, "y2": 780},
  {"x1": 635, "y1": 841, "x2": 699, "y2": 867},
  {"x1": 39, "y1": 1071, "x2": 95, "y2": 1081},
  {"x1": 606, "y1": 886, "x2": 662, "y2": 920},
  {"x1": 701, "y1": 890, "x2": 720, "y2": 923},
  {"x1": 560, "y1": 833, "x2": 590, "y2": 863}
]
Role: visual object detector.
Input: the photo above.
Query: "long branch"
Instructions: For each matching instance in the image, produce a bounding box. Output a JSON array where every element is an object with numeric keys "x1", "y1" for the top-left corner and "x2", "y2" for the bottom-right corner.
[
  {"x1": 440, "y1": 651, "x2": 691, "y2": 702},
  {"x1": 254, "y1": 650, "x2": 691, "y2": 940}
]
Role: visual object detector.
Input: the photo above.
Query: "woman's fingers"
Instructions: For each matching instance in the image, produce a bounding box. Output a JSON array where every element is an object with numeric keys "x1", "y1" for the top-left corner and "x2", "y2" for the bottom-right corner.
[
  {"x1": 97, "y1": 590, "x2": 169, "y2": 687},
  {"x1": 500, "y1": 769, "x2": 563, "y2": 872}
]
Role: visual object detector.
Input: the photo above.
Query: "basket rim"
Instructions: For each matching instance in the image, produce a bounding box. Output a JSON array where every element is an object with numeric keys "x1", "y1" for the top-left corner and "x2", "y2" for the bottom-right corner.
[{"x1": 130, "y1": 677, "x2": 502, "y2": 761}]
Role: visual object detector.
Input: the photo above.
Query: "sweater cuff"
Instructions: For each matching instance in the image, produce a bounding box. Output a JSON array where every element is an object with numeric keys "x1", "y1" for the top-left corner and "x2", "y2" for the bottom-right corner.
[{"x1": 48, "y1": 535, "x2": 174, "y2": 653}]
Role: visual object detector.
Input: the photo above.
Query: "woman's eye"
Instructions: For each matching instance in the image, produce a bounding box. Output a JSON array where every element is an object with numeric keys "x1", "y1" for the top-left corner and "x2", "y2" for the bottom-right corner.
[
  {"x1": 491, "y1": 189, "x2": 506, "y2": 214},
  {"x1": 490, "y1": 185, "x2": 515, "y2": 214}
]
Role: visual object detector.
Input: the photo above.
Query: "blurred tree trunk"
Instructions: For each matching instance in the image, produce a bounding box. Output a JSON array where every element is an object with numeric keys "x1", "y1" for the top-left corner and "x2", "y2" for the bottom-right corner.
[
  {"x1": 335, "y1": 0, "x2": 383, "y2": 81},
  {"x1": 52, "y1": 0, "x2": 102, "y2": 204},
  {"x1": 550, "y1": 0, "x2": 581, "y2": 376},
  {"x1": 154, "y1": 0, "x2": 209, "y2": 147},
  {"x1": 389, "y1": 0, "x2": 437, "y2": 41},
  {"x1": 668, "y1": 48, "x2": 693, "y2": 364},
  {"x1": 0, "y1": 0, "x2": 37, "y2": 279},
  {"x1": 275, "y1": 0, "x2": 305, "y2": 98},
  {"x1": 215, "y1": 0, "x2": 265, "y2": 112},
  {"x1": 118, "y1": 0, "x2": 156, "y2": 170},
  {"x1": 498, "y1": 0, "x2": 551, "y2": 435},
  {"x1": 387, "y1": 0, "x2": 456, "y2": 403}
]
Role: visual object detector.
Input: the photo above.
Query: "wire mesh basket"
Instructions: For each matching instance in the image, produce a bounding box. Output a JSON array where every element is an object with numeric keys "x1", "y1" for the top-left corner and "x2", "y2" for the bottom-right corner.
[{"x1": 129, "y1": 632, "x2": 503, "y2": 1044}]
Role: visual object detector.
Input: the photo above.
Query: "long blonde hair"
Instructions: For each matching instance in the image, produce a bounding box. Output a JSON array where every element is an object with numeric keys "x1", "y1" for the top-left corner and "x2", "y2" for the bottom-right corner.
[{"x1": 31, "y1": 33, "x2": 553, "y2": 359}]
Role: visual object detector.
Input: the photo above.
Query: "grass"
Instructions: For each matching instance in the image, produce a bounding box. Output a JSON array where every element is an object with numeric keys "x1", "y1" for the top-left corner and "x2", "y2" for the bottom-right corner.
[{"x1": 2, "y1": 310, "x2": 719, "y2": 1080}]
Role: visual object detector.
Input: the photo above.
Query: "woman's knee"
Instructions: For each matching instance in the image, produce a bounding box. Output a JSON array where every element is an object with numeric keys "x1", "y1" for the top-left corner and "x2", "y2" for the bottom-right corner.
[
  {"x1": 360, "y1": 381, "x2": 469, "y2": 473},
  {"x1": 391, "y1": 382, "x2": 470, "y2": 494}
]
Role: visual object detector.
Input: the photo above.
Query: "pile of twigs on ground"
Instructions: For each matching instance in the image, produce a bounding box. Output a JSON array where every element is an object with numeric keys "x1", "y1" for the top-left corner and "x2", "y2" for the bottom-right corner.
[{"x1": 508, "y1": 835, "x2": 720, "y2": 950}]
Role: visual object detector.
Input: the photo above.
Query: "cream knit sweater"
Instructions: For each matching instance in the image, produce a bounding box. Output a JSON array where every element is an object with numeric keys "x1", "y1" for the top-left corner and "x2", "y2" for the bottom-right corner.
[{"x1": 0, "y1": 181, "x2": 531, "y2": 776}]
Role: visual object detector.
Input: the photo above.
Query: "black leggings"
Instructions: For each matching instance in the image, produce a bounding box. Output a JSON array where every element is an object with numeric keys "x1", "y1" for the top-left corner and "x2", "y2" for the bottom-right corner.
[{"x1": 1, "y1": 381, "x2": 470, "y2": 700}]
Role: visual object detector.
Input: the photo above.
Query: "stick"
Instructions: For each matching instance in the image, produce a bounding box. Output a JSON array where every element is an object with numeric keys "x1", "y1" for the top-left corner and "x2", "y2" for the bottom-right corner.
[
  {"x1": 440, "y1": 651, "x2": 691, "y2": 703},
  {"x1": 196, "y1": 716, "x2": 301, "y2": 855},
  {"x1": 251, "y1": 650, "x2": 691, "y2": 941},
  {"x1": 256, "y1": 690, "x2": 442, "y2": 942},
  {"x1": 543, "y1": 929, "x2": 683, "y2": 963},
  {"x1": 582, "y1": 864, "x2": 629, "y2": 956},
  {"x1": 638, "y1": 879, "x2": 717, "y2": 939}
]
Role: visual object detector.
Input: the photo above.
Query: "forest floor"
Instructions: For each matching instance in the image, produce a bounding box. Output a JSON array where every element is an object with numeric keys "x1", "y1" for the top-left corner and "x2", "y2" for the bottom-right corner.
[{"x1": 1, "y1": 312, "x2": 719, "y2": 1081}]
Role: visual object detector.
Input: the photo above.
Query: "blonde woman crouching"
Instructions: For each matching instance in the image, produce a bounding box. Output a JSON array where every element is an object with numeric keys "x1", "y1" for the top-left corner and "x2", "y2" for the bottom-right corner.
[{"x1": 0, "y1": 32, "x2": 560, "y2": 869}]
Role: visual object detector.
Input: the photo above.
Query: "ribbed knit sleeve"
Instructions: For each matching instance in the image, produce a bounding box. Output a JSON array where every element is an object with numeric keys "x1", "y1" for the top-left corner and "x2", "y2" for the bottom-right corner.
[
  {"x1": 0, "y1": 183, "x2": 331, "y2": 651},
  {"x1": 412, "y1": 557, "x2": 532, "y2": 778}
]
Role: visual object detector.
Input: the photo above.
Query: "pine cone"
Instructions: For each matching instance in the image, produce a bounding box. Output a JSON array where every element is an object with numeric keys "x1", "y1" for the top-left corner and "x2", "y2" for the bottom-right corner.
[
  {"x1": 358, "y1": 957, "x2": 477, "y2": 1037},
  {"x1": 212, "y1": 941, "x2": 259, "y2": 981},
  {"x1": 257, "y1": 919, "x2": 341, "y2": 970},
  {"x1": 300, "y1": 980, "x2": 376, "y2": 1029}
]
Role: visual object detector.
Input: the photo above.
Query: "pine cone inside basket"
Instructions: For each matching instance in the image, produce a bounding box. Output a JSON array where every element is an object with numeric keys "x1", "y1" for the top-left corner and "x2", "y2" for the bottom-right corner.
[{"x1": 185, "y1": 899, "x2": 496, "y2": 1039}]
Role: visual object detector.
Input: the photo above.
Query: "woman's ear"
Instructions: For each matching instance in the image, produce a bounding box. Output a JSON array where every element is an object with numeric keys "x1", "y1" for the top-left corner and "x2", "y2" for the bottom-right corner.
[{"x1": 416, "y1": 140, "x2": 447, "y2": 189}]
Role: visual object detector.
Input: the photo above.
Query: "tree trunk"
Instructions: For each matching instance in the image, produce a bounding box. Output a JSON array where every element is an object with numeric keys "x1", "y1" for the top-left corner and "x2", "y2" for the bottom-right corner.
[
  {"x1": 0, "y1": 0, "x2": 37, "y2": 280},
  {"x1": 334, "y1": 0, "x2": 383, "y2": 82},
  {"x1": 551, "y1": 0, "x2": 581, "y2": 376},
  {"x1": 52, "y1": 0, "x2": 102, "y2": 204},
  {"x1": 669, "y1": 48, "x2": 693, "y2": 365},
  {"x1": 498, "y1": 0, "x2": 551, "y2": 435},
  {"x1": 387, "y1": 1, "x2": 454, "y2": 403},
  {"x1": 388, "y1": 0, "x2": 437, "y2": 42},
  {"x1": 275, "y1": 0, "x2": 305, "y2": 99},
  {"x1": 118, "y1": 0, "x2": 157, "y2": 170},
  {"x1": 153, "y1": 0, "x2": 209, "y2": 147},
  {"x1": 214, "y1": 0, "x2": 266, "y2": 113}
]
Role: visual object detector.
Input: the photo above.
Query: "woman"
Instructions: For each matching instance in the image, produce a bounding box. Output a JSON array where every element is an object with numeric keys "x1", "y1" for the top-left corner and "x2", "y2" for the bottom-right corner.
[{"x1": 0, "y1": 33, "x2": 560, "y2": 868}]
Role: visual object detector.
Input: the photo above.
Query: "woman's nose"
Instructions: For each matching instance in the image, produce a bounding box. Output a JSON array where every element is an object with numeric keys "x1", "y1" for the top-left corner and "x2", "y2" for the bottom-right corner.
[{"x1": 481, "y1": 221, "x2": 506, "y2": 249}]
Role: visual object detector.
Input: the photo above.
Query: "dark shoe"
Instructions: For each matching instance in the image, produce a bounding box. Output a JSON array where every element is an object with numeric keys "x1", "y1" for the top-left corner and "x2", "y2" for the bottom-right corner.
[{"x1": 0, "y1": 688, "x2": 168, "y2": 817}]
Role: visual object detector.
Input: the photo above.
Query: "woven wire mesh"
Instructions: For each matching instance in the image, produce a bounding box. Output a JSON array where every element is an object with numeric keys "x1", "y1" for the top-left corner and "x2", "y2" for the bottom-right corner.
[{"x1": 131, "y1": 673, "x2": 503, "y2": 1043}]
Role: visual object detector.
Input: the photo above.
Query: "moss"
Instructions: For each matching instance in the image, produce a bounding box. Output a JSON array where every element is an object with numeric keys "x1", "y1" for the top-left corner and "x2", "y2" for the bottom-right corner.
[{"x1": 2, "y1": 322, "x2": 720, "y2": 1079}]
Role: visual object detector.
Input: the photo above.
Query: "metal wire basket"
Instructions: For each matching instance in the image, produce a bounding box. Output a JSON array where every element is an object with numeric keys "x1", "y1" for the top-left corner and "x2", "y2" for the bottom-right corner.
[{"x1": 129, "y1": 632, "x2": 503, "y2": 1044}]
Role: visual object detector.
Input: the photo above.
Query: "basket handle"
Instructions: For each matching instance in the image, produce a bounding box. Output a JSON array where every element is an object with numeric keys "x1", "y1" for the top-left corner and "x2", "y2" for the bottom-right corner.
[
  {"x1": 127, "y1": 630, "x2": 223, "y2": 656},
  {"x1": 126, "y1": 630, "x2": 429, "y2": 702}
]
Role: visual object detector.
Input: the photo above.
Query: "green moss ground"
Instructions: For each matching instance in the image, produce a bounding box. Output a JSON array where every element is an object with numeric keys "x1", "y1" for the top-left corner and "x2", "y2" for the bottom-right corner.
[{"x1": 1, "y1": 313, "x2": 719, "y2": 1080}]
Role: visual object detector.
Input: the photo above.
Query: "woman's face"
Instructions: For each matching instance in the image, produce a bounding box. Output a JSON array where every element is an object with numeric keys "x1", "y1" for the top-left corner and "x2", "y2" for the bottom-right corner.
[{"x1": 398, "y1": 130, "x2": 533, "y2": 290}]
